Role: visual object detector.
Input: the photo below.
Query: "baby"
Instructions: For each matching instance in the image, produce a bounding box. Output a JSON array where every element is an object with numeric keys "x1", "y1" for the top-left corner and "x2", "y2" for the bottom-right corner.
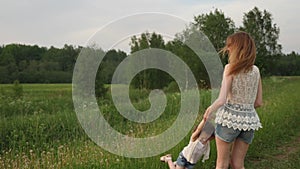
[{"x1": 160, "y1": 119, "x2": 215, "y2": 169}]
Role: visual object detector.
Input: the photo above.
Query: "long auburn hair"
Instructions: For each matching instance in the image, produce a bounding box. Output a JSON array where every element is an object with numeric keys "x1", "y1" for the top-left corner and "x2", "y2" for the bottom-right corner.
[{"x1": 221, "y1": 31, "x2": 256, "y2": 75}]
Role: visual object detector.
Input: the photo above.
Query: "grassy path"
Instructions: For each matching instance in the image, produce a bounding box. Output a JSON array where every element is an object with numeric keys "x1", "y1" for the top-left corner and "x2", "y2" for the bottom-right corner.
[{"x1": 248, "y1": 133, "x2": 300, "y2": 169}]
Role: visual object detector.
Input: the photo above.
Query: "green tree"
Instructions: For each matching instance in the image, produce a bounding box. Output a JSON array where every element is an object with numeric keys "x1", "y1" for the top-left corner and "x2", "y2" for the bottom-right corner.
[
  {"x1": 193, "y1": 9, "x2": 235, "y2": 54},
  {"x1": 129, "y1": 32, "x2": 170, "y2": 89},
  {"x1": 272, "y1": 52, "x2": 300, "y2": 76},
  {"x1": 130, "y1": 33, "x2": 149, "y2": 89},
  {"x1": 241, "y1": 7, "x2": 282, "y2": 75},
  {"x1": 169, "y1": 25, "x2": 218, "y2": 89},
  {"x1": 0, "y1": 44, "x2": 81, "y2": 83},
  {"x1": 165, "y1": 39, "x2": 199, "y2": 89},
  {"x1": 101, "y1": 49, "x2": 127, "y2": 84},
  {"x1": 0, "y1": 66, "x2": 10, "y2": 83},
  {"x1": 149, "y1": 32, "x2": 165, "y2": 49},
  {"x1": 0, "y1": 51, "x2": 18, "y2": 82},
  {"x1": 76, "y1": 47, "x2": 107, "y2": 97},
  {"x1": 61, "y1": 44, "x2": 78, "y2": 71}
]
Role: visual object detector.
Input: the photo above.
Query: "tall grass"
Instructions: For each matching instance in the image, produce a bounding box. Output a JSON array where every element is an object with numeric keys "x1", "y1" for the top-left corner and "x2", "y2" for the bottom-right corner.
[
  {"x1": 245, "y1": 76, "x2": 300, "y2": 168},
  {"x1": 0, "y1": 77, "x2": 300, "y2": 168}
]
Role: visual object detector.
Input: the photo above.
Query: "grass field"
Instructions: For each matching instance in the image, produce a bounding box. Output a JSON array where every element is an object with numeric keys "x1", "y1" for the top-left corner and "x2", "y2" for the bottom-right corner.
[{"x1": 0, "y1": 77, "x2": 300, "y2": 169}]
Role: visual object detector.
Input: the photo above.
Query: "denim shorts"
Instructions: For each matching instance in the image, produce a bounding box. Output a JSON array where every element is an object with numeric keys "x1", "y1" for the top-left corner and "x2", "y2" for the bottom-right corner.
[
  {"x1": 215, "y1": 123, "x2": 254, "y2": 144},
  {"x1": 176, "y1": 152, "x2": 195, "y2": 169}
]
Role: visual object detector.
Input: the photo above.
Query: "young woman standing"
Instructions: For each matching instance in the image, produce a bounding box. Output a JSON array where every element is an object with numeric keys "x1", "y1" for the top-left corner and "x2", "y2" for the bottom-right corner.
[{"x1": 204, "y1": 31, "x2": 263, "y2": 169}]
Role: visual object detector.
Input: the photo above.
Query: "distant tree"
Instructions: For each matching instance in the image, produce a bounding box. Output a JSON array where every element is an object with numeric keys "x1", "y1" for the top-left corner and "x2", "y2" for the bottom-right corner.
[
  {"x1": 75, "y1": 47, "x2": 107, "y2": 97},
  {"x1": 0, "y1": 66, "x2": 10, "y2": 83},
  {"x1": 0, "y1": 50, "x2": 18, "y2": 82},
  {"x1": 168, "y1": 24, "x2": 219, "y2": 89},
  {"x1": 61, "y1": 44, "x2": 78, "y2": 71},
  {"x1": 165, "y1": 39, "x2": 199, "y2": 89},
  {"x1": 26, "y1": 45, "x2": 46, "y2": 61},
  {"x1": 272, "y1": 51, "x2": 300, "y2": 76},
  {"x1": 130, "y1": 36, "x2": 140, "y2": 53},
  {"x1": 129, "y1": 32, "x2": 170, "y2": 89},
  {"x1": 193, "y1": 9, "x2": 235, "y2": 55},
  {"x1": 42, "y1": 46, "x2": 62, "y2": 61},
  {"x1": 27, "y1": 60, "x2": 39, "y2": 72},
  {"x1": 241, "y1": 7, "x2": 282, "y2": 75},
  {"x1": 149, "y1": 32, "x2": 165, "y2": 49},
  {"x1": 39, "y1": 61, "x2": 60, "y2": 71},
  {"x1": 18, "y1": 60, "x2": 28, "y2": 72},
  {"x1": 0, "y1": 44, "x2": 81, "y2": 83},
  {"x1": 99, "y1": 49, "x2": 127, "y2": 84}
]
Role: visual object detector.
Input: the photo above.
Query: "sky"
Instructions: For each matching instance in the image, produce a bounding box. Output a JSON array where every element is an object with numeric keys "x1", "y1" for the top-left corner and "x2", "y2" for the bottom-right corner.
[{"x1": 0, "y1": 0, "x2": 299, "y2": 54}]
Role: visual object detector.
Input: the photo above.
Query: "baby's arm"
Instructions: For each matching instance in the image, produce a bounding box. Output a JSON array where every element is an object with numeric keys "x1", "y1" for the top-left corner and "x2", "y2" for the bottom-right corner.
[
  {"x1": 198, "y1": 121, "x2": 215, "y2": 143},
  {"x1": 191, "y1": 119, "x2": 205, "y2": 142}
]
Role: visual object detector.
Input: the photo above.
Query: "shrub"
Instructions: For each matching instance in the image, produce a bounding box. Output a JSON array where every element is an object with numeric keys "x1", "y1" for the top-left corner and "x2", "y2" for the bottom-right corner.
[
  {"x1": 12, "y1": 80, "x2": 23, "y2": 98},
  {"x1": 164, "y1": 81, "x2": 179, "y2": 93}
]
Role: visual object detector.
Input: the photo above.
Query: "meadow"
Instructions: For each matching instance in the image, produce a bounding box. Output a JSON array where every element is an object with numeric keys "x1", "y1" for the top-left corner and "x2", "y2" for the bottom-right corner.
[{"x1": 0, "y1": 76, "x2": 300, "y2": 169}]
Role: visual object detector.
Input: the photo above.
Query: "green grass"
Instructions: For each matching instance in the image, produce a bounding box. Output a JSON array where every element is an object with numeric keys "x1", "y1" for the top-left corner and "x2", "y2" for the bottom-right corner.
[
  {"x1": 245, "y1": 76, "x2": 300, "y2": 168},
  {"x1": 0, "y1": 77, "x2": 300, "y2": 168}
]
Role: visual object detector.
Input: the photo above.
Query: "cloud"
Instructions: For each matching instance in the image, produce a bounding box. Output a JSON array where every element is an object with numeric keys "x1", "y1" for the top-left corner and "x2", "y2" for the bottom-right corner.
[{"x1": 0, "y1": 0, "x2": 299, "y2": 53}]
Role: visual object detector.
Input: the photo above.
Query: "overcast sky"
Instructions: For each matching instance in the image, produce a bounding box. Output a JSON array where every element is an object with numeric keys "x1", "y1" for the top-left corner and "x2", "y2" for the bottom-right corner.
[{"x1": 0, "y1": 0, "x2": 299, "y2": 53}]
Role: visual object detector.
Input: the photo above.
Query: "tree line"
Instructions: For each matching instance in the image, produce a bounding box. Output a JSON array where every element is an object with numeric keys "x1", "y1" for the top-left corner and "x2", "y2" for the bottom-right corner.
[
  {"x1": 0, "y1": 44, "x2": 79, "y2": 83},
  {"x1": 0, "y1": 7, "x2": 299, "y2": 91}
]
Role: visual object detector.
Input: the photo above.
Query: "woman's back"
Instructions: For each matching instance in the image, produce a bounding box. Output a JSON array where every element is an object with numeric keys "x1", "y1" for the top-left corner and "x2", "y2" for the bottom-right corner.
[
  {"x1": 228, "y1": 65, "x2": 260, "y2": 106},
  {"x1": 215, "y1": 65, "x2": 262, "y2": 131}
]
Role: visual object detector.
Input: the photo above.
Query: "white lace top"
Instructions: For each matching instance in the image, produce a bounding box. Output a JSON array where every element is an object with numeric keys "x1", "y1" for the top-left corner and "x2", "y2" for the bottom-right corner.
[
  {"x1": 215, "y1": 65, "x2": 262, "y2": 131},
  {"x1": 182, "y1": 140, "x2": 210, "y2": 164}
]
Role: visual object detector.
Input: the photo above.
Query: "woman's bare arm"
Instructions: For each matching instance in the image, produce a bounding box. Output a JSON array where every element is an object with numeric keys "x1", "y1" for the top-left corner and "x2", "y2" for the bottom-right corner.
[{"x1": 254, "y1": 77, "x2": 263, "y2": 108}]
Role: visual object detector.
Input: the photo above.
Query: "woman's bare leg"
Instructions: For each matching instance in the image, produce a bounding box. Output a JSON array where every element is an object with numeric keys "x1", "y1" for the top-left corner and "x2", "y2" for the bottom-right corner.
[
  {"x1": 215, "y1": 137, "x2": 231, "y2": 169},
  {"x1": 230, "y1": 139, "x2": 249, "y2": 169}
]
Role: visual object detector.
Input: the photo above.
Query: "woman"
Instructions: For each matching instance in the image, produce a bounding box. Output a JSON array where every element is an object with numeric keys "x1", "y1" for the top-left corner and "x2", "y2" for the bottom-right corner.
[{"x1": 204, "y1": 31, "x2": 263, "y2": 169}]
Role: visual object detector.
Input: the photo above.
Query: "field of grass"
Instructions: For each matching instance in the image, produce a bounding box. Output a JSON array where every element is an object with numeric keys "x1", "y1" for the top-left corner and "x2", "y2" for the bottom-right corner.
[{"x1": 0, "y1": 77, "x2": 300, "y2": 169}]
